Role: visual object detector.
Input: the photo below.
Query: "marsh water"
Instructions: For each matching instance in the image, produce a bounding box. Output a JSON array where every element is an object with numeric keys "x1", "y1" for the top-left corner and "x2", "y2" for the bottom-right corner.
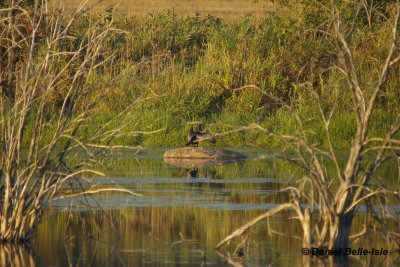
[{"x1": 6, "y1": 148, "x2": 400, "y2": 266}]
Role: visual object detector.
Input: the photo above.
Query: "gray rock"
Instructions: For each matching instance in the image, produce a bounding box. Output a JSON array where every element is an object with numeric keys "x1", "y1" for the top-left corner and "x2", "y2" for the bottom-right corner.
[{"x1": 163, "y1": 147, "x2": 246, "y2": 159}]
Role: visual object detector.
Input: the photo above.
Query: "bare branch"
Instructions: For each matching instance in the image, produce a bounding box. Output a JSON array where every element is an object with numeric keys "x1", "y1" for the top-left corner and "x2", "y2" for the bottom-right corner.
[
  {"x1": 52, "y1": 187, "x2": 143, "y2": 201},
  {"x1": 215, "y1": 203, "x2": 293, "y2": 249}
]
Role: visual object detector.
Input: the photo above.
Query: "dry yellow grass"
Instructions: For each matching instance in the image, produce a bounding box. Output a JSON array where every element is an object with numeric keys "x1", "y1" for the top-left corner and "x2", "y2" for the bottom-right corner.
[{"x1": 56, "y1": 0, "x2": 285, "y2": 21}]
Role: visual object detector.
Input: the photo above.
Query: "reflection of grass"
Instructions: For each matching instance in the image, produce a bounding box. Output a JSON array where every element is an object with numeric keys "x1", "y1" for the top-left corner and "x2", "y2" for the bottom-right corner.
[
  {"x1": 60, "y1": 0, "x2": 286, "y2": 21},
  {"x1": 35, "y1": 207, "x2": 396, "y2": 266}
]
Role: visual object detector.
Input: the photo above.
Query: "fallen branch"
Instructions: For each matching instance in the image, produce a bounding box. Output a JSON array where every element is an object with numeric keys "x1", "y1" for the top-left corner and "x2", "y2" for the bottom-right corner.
[
  {"x1": 215, "y1": 203, "x2": 293, "y2": 249},
  {"x1": 52, "y1": 187, "x2": 143, "y2": 201}
]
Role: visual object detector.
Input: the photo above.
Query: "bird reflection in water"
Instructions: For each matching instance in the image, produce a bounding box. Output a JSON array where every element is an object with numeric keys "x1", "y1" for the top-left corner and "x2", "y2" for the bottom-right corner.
[{"x1": 187, "y1": 168, "x2": 199, "y2": 178}]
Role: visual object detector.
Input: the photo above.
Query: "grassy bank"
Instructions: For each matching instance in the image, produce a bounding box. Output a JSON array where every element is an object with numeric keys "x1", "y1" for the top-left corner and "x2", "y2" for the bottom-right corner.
[{"x1": 22, "y1": 4, "x2": 400, "y2": 148}]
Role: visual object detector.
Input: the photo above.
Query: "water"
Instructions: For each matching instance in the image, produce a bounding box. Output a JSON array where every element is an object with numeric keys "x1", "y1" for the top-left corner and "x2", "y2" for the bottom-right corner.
[{"x1": 6, "y1": 148, "x2": 400, "y2": 266}]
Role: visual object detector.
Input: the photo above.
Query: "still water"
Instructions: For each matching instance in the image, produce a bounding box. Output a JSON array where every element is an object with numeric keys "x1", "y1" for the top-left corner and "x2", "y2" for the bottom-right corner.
[{"x1": 7, "y1": 148, "x2": 400, "y2": 266}]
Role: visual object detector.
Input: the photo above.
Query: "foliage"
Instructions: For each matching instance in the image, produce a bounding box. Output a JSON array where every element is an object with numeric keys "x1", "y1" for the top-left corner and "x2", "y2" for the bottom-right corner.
[{"x1": 63, "y1": 5, "x2": 399, "y2": 148}]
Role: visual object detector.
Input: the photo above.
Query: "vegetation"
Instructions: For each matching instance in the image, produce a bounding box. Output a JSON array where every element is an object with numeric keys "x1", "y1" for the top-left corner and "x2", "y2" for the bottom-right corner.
[
  {"x1": 2, "y1": 0, "x2": 392, "y2": 149},
  {"x1": 61, "y1": 0, "x2": 285, "y2": 21},
  {"x1": 3, "y1": 1, "x2": 399, "y2": 149},
  {"x1": 216, "y1": 0, "x2": 400, "y2": 263},
  {"x1": 1, "y1": 0, "x2": 399, "y2": 259},
  {"x1": 0, "y1": 0, "x2": 140, "y2": 242}
]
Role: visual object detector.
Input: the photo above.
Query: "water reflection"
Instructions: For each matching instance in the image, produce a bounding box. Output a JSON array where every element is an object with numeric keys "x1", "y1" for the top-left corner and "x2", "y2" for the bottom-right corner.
[
  {"x1": 27, "y1": 148, "x2": 400, "y2": 266},
  {"x1": 187, "y1": 168, "x2": 199, "y2": 178},
  {"x1": 164, "y1": 157, "x2": 245, "y2": 168},
  {"x1": 164, "y1": 155, "x2": 244, "y2": 180},
  {"x1": 35, "y1": 208, "x2": 282, "y2": 266},
  {"x1": 0, "y1": 244, "x2": 35, "y2": 267}
]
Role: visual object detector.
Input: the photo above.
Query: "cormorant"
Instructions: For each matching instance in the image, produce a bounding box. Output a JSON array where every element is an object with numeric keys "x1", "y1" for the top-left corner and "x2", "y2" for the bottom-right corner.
[{"x1": 185, "y1": 126, "x2": 216, "y2": 146}]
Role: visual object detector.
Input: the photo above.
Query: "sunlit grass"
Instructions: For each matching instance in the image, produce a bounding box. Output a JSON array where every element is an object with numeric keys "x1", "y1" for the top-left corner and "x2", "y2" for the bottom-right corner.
[{"x1": 57, "y1": 0, "x2": 287, "y2": 21}]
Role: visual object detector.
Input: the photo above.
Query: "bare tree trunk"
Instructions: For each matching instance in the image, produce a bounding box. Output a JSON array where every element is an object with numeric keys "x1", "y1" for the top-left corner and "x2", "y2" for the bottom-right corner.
[{"x1": 330, "y1": 213, "x2": 354, "y2": 250}]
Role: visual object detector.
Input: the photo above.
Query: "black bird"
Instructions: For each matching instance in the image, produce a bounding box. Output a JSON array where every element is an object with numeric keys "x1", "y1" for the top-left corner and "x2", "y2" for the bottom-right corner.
[{"x1": 185, "y1": 126, "x2": 216, "y2": 146}]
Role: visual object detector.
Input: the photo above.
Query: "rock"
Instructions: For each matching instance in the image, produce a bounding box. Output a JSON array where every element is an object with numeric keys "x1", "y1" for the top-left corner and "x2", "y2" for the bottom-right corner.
[
  {"x1": 163, "y1": 147, "x2": 246, "y2": 159},
  {"x1": 163, "y1": 147, "x2": 246, "y2": 168}
]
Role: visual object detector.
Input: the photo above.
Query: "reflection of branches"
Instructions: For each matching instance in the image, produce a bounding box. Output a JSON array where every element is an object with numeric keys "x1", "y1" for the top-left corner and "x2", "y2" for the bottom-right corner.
[
  {"x1": 216, "y1": 203, "x2": 293, "y2": 249},
  {"x1": 0, "y1": 244, "x2": 36, "y2": 267},
  {"x1": 62, "y1": 224, "x2": 126, "y2": 266},
  {"x1": 215, "y1": 250, "x2": 244, "y2": 267}
]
